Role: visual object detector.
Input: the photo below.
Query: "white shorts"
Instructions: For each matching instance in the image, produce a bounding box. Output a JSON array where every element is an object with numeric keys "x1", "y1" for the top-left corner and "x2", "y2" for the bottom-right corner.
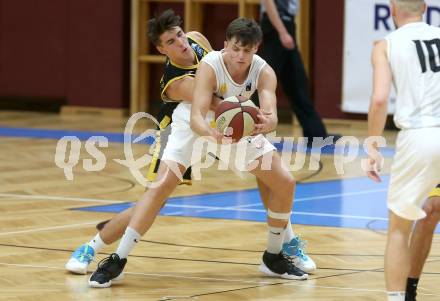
[
  {"x1": 161, "y1": 102, "x2": 276, "y2": 170},
  {"x1": 387, "y1": 127, "x2": 440, "y2": 220}
]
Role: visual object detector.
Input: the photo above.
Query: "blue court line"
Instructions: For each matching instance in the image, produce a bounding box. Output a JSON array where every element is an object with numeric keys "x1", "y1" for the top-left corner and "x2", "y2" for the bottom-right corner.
[
  {"x1": 0, "y1": 126, "x2": 154, "y2": 144},
  {"x1": 74, "y1": 175, "x2": 439, "y2": 232},
  {"x1": 0, "y1": 126, "x2": 396, "y2": 156}
]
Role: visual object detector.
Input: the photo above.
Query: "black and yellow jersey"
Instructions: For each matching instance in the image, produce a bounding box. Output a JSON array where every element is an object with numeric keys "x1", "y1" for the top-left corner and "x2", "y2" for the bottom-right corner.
[
  {"x1": 159, "y1": 34, "x2": 210, "y2": 102},
  {"x1": 147, "y1": 33, "x2": 210, "y2": 184}
]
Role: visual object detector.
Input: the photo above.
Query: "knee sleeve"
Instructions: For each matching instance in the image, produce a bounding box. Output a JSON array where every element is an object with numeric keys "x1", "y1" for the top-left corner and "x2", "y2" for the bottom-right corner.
[{"x1": 267, "y1": 209, "x2": 291, "y2": 221}]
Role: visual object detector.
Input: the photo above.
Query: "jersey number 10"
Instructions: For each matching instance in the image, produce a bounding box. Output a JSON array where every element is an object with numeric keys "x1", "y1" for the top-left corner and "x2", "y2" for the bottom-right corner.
[{"x1": 414, "y1": 39, "x2": 440, "y2": 73}]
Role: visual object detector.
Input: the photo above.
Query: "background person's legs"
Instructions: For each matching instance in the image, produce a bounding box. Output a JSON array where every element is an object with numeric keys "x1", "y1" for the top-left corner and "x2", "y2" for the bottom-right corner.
[
  {"x1": 259, "y1": 16, "x2": 328, "y2": 140},
  {"x1": 281, "y1": 48, "x2": 327, "y2": 140}
]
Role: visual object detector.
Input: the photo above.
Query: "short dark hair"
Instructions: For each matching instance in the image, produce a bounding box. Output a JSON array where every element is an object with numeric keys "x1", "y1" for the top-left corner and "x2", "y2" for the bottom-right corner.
[
  {"x1": 147, "y1": 9, "x2": 182, "y2": 46},
  {"x1": 226, "y1": 18, "x2": 262, "y2": 47}
]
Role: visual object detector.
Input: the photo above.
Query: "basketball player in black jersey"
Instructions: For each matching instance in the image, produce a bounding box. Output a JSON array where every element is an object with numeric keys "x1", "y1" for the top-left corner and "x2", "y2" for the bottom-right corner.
[{"x1": 65, "y1": 10, "x2": 216, "y2": 278}]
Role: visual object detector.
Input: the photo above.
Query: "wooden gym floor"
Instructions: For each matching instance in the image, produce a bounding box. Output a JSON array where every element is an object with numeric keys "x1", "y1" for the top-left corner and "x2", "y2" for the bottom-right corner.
[{"x1": 0, "y1": 111, "x2": 439, "y2": 301}]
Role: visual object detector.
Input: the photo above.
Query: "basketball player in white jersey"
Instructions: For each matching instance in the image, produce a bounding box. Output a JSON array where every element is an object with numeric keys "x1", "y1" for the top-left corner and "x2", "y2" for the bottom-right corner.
[
  {"x1": 366, "y1": 1, "x2": 440, "y2": 300},
  {"x1": 86, "y1": 15, "x2": 308, "y2": 288},
  {"x1": 191, "y1": 18, "x2": 308, "y2": 281},
  {"x1": 66, "y1": 10, "x2": 315, "y2": 280}
]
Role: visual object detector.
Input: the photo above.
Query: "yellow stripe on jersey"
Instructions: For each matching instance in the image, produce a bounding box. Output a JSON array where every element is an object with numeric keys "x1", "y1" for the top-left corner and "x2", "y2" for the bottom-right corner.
[
  {"x1": 159, "y1": 115, "x2": 171, "y2": 130},
  {"x1": 181, "y1": 178, "x2": 192, "y2": 186},
  {"x1": 429, "y1": 187, "x2": 440, "y2": 198},
  {"x1": 160, "y1": 74, "x2": 195, "y2": 102},
  {"x1": 146, "y1": 115, "x2": 193, "y2": 185},
  {"x1": 169, "y1": 60, "x2": 199, "y2": 70},
  {"x1": 146, "y1": 115, "x2": 172, "y2": 182}
]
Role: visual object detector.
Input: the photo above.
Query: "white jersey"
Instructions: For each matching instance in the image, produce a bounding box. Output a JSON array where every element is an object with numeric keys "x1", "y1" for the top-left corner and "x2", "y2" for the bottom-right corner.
[
  {"x1": 384, "y1": 22, "x2": 440, "y2": 129},
  {"x1": 162, "y1": 51, "x2": 275, "y2": 170},
  {"x1": 201, "y1": 50, "x2": 267, "y2": 100}
]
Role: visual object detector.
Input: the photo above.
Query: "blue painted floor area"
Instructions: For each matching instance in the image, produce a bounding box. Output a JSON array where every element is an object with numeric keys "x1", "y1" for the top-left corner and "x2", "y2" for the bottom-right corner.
[
  {"x1": 0, "y1": 126, "x2": 396, "y2": 156},
  {"x1": 74, "y1": 176, "x2": 440, "y2": 232},
  {"x1": 3, "y1": 126, "x2": 434, "y2": 232}
]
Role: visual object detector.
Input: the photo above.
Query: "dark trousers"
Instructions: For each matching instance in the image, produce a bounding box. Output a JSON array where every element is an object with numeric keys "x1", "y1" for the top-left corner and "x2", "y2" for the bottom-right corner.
[{"x1": 259, "y1": 14, "x2": 327, "y2": 139}]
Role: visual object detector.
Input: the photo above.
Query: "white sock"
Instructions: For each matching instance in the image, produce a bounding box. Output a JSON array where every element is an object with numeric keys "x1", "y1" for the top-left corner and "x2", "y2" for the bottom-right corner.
[
  {"x1": 115, "y1": 227, "x2": 141, "y2": 259},
  {"x1": 267, "y1": 226, "x2": 285, "y2": 254},
  {"x1": 387, "y1": 291, "x2": 405, "y2": 301},
  {"x1": 283, "y1": 219, "x2": 295, "y2": 244},
  {"x1": 87, "y1": 233, "x2": 107, "y2": 253}
]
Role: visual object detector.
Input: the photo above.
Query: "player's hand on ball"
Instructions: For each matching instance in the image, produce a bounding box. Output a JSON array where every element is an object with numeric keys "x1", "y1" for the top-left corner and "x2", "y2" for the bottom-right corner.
[
  {"x1": 208, "y1": 127, "x2": 233, "y2": 144},
  {"x1": 215, "y1": 96, "x2": 258, "y2": 140},
  {"x1": 252, "y1": 109, "x2": 275, "y2": 135}
]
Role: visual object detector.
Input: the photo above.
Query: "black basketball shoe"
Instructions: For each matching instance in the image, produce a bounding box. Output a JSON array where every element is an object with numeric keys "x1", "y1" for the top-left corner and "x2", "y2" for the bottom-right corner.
[
  {"x1": 259, "y1": 250, "x2": 308, "y2": 280},
  {"x1": 405, "y1": 293, "x2": 417, "y2": 301},
  {"x1": 88, "y1": 253, "x2": 127, "y2": 288}
]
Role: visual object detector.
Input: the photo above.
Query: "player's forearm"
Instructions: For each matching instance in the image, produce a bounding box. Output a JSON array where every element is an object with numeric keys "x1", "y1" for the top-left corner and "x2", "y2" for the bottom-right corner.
[
  {"x1": 367, "y1": 98, "x2": 388, "y2": 140},
  {"x1": 267, "y1": 114, "x2": 278, "y2": 132},
  {"x1": 190, "y1": 111, "x2": 212, "y2": 137},
  {"x1": 165, "y1": 77, "x2": 196, "y2": 103},
  {"x1": 258, "y1": 89, "x2": 278, "y2": 133}
]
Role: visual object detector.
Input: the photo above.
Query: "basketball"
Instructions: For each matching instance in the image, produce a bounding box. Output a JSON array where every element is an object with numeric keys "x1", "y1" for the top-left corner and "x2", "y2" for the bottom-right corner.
[{"x1": 215, "y1": 95, "x2": 259, "y2": 140}]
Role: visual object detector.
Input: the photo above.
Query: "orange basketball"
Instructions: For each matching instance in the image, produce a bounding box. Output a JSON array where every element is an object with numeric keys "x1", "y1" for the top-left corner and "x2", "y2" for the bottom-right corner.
[{"x1": 215, "y1": 95, "x2": 259, "y2": 140}]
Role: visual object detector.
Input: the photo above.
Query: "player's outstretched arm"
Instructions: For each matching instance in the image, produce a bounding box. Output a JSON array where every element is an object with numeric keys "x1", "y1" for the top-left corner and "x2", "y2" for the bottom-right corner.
[
  {"x1": 165, "y1": 76, "x2": 222, "y2": 107},
  {"x1": 165, "y1": 76, "x2": 196, "y2": 102}
]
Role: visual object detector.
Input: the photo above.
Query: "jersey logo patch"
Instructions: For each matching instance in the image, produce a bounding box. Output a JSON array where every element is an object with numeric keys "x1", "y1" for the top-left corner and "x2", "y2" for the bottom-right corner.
[
  {"x1": 191, "y1": 43, "x2": 207, "y2": 58},
  {"x1": 219, "y1": 83, "x2": 227, "y2": 96}
]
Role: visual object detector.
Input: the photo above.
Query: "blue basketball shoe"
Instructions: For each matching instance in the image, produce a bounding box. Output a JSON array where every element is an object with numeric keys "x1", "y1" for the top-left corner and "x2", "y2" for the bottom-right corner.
[
  {"x1": 65, "y1": 244, "x2": 95, "y2": 274},
  {"x1": 282, "y1": 235, "x2": 316, "y2": 273}
]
